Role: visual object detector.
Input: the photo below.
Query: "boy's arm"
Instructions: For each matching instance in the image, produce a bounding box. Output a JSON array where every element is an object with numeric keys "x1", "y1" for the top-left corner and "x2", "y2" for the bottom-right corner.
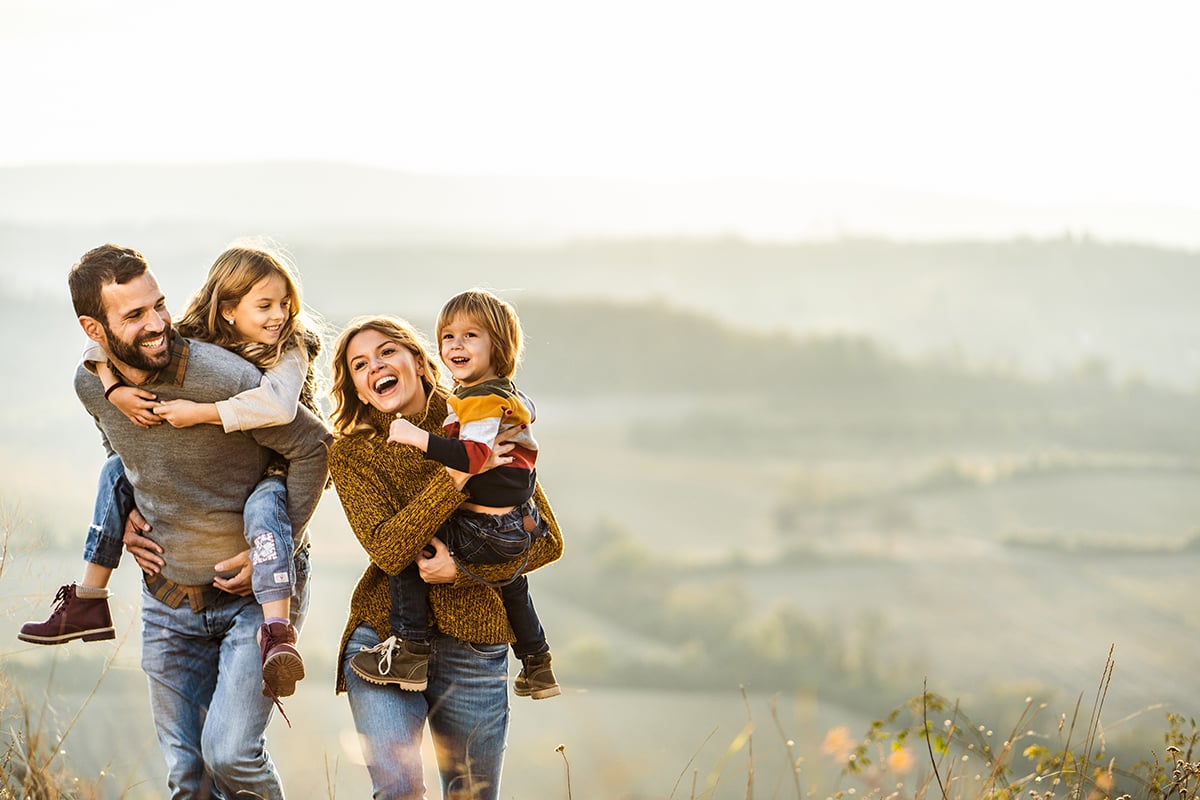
[
  {"x1": 388, "y1": 415, "x2": 491, "y2": 473},
  {"x1": 424, "y1": 431, "x2": 480, "y2": 472},
  {"x1": 392, "y1": 392, "x2": 515, "y2": 473}
]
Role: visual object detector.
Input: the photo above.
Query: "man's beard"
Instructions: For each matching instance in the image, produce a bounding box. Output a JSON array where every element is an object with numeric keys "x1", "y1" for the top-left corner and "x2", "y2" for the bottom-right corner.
[{"x1": 103, "y1": 320, "x2": 173, "y2": 373}]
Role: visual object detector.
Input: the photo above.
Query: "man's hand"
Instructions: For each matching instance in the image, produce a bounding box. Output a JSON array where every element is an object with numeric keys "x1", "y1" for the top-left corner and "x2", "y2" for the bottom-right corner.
[
  {"x1": 123, "y1": 506, "x2": 164, "y2": 575},
  {"x1": 417, "y1": 537, "x2": 458, "y2": 584},
  {"x1": 213, "y1": 549, "x2": 253, "y2": 596}
]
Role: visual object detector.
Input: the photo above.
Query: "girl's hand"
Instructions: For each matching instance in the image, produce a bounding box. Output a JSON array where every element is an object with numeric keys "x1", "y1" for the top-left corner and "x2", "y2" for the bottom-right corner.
[
  {"x1": 153, "y1": 399, "x2": 219, "y2": 428},
  {"x1": 417, "y1": 537, "x2": 457, "y2": 584},
  {"x1": 109, "y1": 385, "x2": 161, "y2": 428}
]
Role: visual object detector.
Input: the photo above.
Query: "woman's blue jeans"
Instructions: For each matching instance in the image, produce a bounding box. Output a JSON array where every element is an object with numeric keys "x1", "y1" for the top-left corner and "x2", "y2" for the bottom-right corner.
[{"x1": 343, "y1": 624, "x2": 510, "y2": 800}]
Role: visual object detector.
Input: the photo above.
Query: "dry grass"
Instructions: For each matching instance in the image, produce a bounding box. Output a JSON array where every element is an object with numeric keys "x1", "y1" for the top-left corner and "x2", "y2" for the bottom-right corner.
[{"x1": 2, "y1": 504, "x2": 1197, "y2": 800}]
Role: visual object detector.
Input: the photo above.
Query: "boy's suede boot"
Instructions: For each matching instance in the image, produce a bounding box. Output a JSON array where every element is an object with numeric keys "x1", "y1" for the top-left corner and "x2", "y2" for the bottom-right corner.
[
  {"x1": 18, "y1": 584, "x2": 115, "y2": 645},
  {"x1": 350, "y1": 636, "x2": 430, "y2": 690},
  {"x1": 514, "y1": 651, "x2": 561, "y2": 699},
  {"x1": 258, "y1": 621, "x2": 305, "y2": 699}
]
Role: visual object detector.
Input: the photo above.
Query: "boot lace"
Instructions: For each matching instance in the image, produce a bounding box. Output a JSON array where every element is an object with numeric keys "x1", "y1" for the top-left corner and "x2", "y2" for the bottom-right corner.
[
  {"x1": 46, "y1": 585, "x2": 73, "y2": 618},
  {"x1": 259, "y1": 625, "x2": 293, "y2": 728},
  {"x1": 358, "y1": 635, "x2": 399, "y2": 675}
]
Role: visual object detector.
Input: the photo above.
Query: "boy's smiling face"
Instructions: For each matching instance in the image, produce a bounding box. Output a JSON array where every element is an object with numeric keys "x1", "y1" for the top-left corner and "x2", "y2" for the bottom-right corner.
[{"x1": 439, "y1": 314, "x2": 497, "y2": 387}]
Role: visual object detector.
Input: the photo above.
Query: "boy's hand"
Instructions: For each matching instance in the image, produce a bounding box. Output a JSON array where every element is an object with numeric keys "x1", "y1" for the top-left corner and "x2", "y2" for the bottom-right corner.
[
  {"x1": 387, "y1": 415, "x2": 429, "y2": 449},
  {"x1": 110, "y1": 385, "x2": 161, "y2": 428}
]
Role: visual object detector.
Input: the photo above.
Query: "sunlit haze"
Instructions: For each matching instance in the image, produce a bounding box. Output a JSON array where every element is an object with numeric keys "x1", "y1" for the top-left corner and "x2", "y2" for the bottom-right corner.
[{"x1": 5, "y1": 0, "x2": 1200, "y2": 244}]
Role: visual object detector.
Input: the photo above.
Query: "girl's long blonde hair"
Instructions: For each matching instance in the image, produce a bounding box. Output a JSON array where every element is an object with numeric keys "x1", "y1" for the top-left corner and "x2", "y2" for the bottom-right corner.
[
  {"x1": 329, "y1": 315, "x2": 443, "y2": 437},
  {"x1": 176, "y1": 240, "x2": 323, "y2": 412}
]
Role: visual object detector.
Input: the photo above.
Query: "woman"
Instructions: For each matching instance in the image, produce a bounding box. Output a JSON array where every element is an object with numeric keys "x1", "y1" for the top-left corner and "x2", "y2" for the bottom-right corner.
[{"x1": 327, "y1": 314, "x2": 564, "y2": 799}]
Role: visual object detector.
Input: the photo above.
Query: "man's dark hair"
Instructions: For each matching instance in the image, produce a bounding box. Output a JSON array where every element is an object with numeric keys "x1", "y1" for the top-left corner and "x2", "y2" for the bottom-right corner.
[{"x1": 68, "y1": 244, "x2": 151, "y2": 320}]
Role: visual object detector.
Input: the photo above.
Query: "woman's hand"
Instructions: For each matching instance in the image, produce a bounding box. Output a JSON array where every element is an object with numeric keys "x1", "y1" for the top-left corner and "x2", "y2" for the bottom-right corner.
[
  {"x1": 110, "y1": 385, "x2": 162, "y2": 429},
  {"x1": 444, "y1": 426, "x2": 518, "y2": 491},
  {"x1": 417, "y1": 537, "x2": 458, "y2": 584}
]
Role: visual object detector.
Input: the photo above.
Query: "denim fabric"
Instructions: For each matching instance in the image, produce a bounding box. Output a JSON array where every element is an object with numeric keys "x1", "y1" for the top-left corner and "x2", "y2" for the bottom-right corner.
[
  {"x1": 389, "y1": 564, "x2": 434, "y2": 644},
  {"x1": 497, "y1": 574, "x2": 547, "y2": 659},
  {"x1": 343, "y1": 624, "x2": 510, "y2": 800},
  {"x1": 244, "y1": 475, "x2": 295, "y2": 605},
  {"x1": 141, "y1": 547, "x2": 310, "y2": 799},
  {"x1": 440, "y1": 501, "x2": 546, "y2": 564},
  {"x1": 388, "y1": 501, "x2": 548, "y2": 655},
  {"x1": 82, "y1": 453, "x2": 135, "y2": 569}
]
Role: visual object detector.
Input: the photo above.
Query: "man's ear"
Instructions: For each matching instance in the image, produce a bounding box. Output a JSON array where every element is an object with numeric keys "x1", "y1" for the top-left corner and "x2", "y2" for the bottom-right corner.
[{"x1": 79, "y1": 316, "x2": 106, "y2": 344}]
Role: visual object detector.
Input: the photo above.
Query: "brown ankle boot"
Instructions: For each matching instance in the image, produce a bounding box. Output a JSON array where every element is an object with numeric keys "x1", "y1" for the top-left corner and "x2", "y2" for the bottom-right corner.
[
  {"x1": 350, "y1": 636, "x2": 430, "y2": 690},
  {"x1": 514, "y1": 651, "x2": 561, "y2": 699},
  {"x1": 258, "y1": 621, "x2": 305, "y2": 699},
  {"x1": 18, "y1": 584, "x2": 115, "y2": 645}
]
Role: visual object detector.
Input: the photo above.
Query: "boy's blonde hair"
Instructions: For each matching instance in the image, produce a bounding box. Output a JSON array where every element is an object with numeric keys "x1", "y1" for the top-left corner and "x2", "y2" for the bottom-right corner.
[{"x1": 436, "y1": 289, "x2": 523, "y2": 380}]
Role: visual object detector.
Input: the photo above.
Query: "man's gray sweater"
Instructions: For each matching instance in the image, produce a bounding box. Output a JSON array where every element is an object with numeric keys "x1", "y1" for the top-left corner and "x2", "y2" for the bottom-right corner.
[{"x1": 76, "y1": 337, "x2": 331, "y2": 587}]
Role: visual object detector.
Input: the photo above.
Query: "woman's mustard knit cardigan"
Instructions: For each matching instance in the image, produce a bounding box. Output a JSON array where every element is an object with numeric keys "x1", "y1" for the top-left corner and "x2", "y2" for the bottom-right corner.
[{"x1": 328, "y1": 385, "x2": 564, "y2": 693}]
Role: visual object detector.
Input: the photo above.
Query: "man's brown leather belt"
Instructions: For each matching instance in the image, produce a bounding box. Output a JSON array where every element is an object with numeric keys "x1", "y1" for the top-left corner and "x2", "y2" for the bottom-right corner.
[{"x1": 144, "y1": 572, "x2": 228, "y2": 613}]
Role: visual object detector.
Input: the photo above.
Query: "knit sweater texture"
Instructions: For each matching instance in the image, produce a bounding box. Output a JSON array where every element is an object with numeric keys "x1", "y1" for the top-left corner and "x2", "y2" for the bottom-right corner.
[
  {"x1": 75, "y1": 336, "x2": 331, "y2": 586},
  {"x1": 328, "y1": 385, "x2": 564, "y2": 694}
]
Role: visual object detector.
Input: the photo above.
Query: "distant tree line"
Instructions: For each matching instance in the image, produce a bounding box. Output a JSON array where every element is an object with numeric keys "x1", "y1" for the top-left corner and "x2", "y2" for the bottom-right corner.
[
  {"x1": 540, "y1": 519, "x2": 901, "y2": 711},
  {"x1": 514, "y1": 297, "x2": 1200, "y2": 458}
]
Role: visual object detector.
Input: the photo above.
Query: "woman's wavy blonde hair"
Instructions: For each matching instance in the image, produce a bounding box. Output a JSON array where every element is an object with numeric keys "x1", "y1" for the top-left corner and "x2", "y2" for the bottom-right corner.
[{"x1": 329, "y1": 315, "x2": 443, "y2": 437}]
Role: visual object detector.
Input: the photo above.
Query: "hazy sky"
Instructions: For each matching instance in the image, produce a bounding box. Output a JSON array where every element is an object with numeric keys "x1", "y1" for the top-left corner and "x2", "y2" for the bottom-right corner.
[{"x1": 4, "y1": 1, "x2": 1200, "y2": 232}]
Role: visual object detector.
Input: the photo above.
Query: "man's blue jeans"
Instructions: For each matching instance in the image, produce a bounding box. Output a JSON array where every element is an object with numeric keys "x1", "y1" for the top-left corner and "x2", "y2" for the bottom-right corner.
[
  {"x1": 343, "y1": 624, "x2": 510, "y2": 800},
  {"x1": 141, "y1": 547, "x2": 310, "y2": 799}
]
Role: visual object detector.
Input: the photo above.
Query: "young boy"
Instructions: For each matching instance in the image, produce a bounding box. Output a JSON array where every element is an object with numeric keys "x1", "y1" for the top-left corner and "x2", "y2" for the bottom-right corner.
[{"x1": 349, "y1": 288, "x2": 560, "y2": 699}]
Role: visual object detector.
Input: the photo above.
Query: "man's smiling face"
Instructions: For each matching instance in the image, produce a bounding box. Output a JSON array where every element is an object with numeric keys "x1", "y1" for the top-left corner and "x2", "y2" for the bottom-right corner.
[{"x1": 97, "y1": 272, "x2": 173, "y2": 376}]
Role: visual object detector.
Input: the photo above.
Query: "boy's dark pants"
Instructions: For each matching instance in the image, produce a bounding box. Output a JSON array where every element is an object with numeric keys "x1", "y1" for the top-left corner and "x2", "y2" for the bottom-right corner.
[{"x1": 388, "y1": 500, "x2": 549, "y2": 657}]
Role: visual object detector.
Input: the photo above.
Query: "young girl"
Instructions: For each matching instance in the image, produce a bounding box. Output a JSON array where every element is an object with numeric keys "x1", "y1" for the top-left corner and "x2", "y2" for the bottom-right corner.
[
  {"x1": 349, "y1": 288, "x2": 560, "y2": 699},
  {"x1": 19, "y1": 242, "x2": 323, "y2": 704}
]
